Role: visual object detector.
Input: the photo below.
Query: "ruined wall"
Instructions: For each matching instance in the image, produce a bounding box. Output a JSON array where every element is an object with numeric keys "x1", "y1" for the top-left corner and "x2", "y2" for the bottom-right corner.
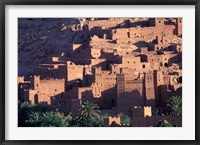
[
  {"x1": 66, "y1": 61, "x2": 84, "y2": 86},
  {"x1": 88, "y1": 19, "x2": 124, "y2": 30},
  {"x1": 111, "y1": 19, "x2": 175, "y2": 44}
]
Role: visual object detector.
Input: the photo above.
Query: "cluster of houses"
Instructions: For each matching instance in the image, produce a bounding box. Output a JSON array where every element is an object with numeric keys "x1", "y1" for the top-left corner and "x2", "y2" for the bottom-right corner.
[{"x1": 18, "y1": 18, "x2": 182, "y2": 127}]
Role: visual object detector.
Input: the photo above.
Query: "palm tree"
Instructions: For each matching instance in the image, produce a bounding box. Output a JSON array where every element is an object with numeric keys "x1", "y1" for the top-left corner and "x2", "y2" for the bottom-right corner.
[
  {"x1": 25, "y1": 111, "x2": 43, "y2": 127},
  {"x1": 41, "y1": 111, "x2": 72, "y2": 127},
  {"x1": 167, "y1": 96, "x2": 182, "y2": 116},
  {"x1": 19, "y1": 101, "x2": 72, "y2": 127},
  {"x1": 18, "y1": 101, "x2": 41, "y2": 127},
  {"x1": 75, "y1": 101, "x2": 102, "y2": 127}
]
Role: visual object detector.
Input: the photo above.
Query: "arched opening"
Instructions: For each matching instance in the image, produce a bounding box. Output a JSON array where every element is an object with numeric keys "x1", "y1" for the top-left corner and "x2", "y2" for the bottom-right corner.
[{"x1": 164, "y1": 63, "x2": 168, "y2": 67}]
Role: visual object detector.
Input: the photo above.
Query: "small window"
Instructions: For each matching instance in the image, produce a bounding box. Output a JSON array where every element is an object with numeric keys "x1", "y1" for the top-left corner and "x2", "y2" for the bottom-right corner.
[
  {"x1": 127, "y1": 32, "x2": 130, "y2": 38},
  {"x1": 143, "y1": 64, "x2": 145, "y2": 68},
  {"x1": 55, "y1": 89, "x2": 57, "y2": 91},
  {"x1": 164, "y1": 63, "x2": 168, "y2": 67}
]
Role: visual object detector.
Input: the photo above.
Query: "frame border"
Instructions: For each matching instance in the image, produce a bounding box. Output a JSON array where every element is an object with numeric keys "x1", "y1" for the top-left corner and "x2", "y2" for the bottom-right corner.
[{"x1": 0, "y1": 0, "x2": 199, "y2": 145}]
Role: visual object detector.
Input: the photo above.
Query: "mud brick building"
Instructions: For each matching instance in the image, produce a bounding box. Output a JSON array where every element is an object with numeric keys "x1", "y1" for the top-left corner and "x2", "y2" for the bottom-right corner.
[{"x1": 18, "y1": 18, "x2": 182, "y2": 126}]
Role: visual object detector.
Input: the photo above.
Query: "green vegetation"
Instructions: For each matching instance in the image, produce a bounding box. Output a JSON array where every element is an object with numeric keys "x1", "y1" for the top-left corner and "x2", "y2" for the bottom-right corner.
[
  {"x1": 121, "y1": 115, "x2": 132, "y2": 125},
  {"x1": 71, "y1": 101, "x2": 103, "y2": 127},
  {"x1": 167, "y1": 96, "x2": 182, "y2": 116},
  {"x1": 155, "y1": 120, "x2": 174, "y2": 127},
  {"x1": 18, "y1": 100, "x2": 103, "y2": 127},
  {"x1": 18, "y1": 101, "x2": 46, "y2": 127},
  {"x1": 26, "y1": 111, "x2": 72, "y2": 127}
]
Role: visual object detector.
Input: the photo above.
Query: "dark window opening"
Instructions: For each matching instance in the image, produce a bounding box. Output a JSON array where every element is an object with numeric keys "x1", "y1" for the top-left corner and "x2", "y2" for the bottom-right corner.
[
  {"x1": 164, "y1": 63, "x2": 168, "y2": 67},
  {"x1": 77, "y1": 79, "x2": 81, "y2": 82},
  {"x1": 34, "y1": 94, "x2": 38, "y2": 104},
  {"x1": 127, "y1": 32, "x2": 130, "y2": 38},
  {"x1": 111, "y1": 99, "x2": 115, "y2": 104},
  {"x1": 143, "y1": 64, "x2": 145, "y2": 68},
  {"x1": 178, "y1": 76, "x2": 182, "y2": 83}
]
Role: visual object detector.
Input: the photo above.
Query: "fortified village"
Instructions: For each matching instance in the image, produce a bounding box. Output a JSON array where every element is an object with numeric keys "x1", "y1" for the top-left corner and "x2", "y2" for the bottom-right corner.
[{"x1": 18, "y1": 18, "x2": 182, "y2": 127}]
